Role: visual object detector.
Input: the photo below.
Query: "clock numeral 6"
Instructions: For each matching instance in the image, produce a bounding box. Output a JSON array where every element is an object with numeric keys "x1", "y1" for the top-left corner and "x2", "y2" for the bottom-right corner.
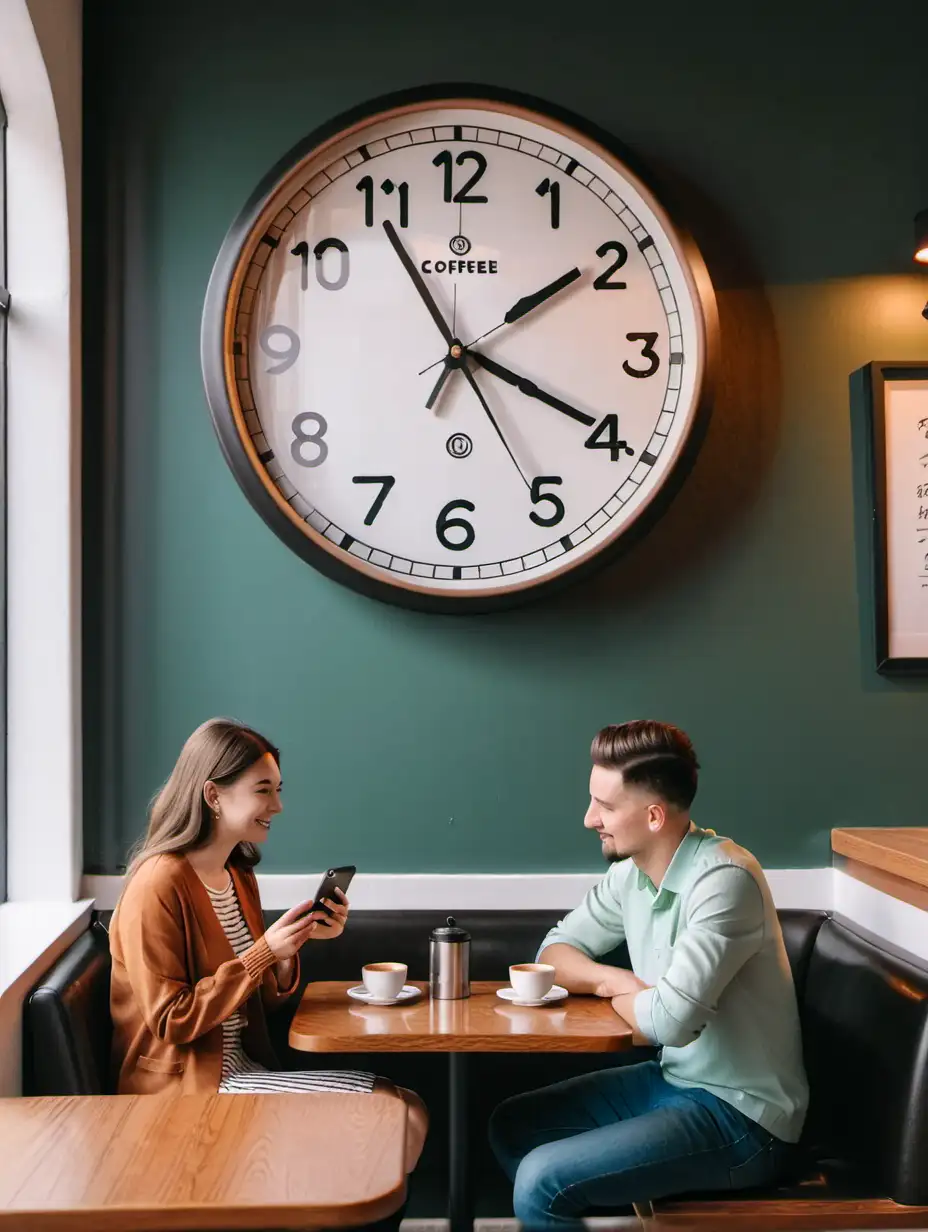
[
  {"x1": 529, "y1": 476, "x2": 565, "y2": 527},
  {"x1": 290, "y1": 238, "x2": 350, "y2": 291},
  {"x1": 436, "y1": 499, "x2": 476, "y2": 551},
  {"x1": 290, "y1": 412, "x2": 329, "y2": 468}
]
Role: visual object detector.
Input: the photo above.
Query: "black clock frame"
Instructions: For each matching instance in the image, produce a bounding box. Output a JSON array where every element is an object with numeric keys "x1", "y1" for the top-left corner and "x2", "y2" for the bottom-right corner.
[{"x1": 201, "y1": 82, "x2": 717, "y2": 615}]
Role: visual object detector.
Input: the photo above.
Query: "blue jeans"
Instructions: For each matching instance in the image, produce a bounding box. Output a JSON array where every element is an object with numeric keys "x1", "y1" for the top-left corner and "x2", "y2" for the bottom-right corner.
[{"x1": 489, "y1": 1061, "x2": 795, "y2": 1230}]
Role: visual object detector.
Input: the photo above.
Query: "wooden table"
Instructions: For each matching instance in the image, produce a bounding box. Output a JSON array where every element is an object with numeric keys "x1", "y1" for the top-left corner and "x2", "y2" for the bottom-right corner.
[
  {"x1": 0, "y1": 1092, "x2": 407, "y2": 1230},
  {"x1": 289, "y1": 980, "x2": 633, "y2": 1232}
]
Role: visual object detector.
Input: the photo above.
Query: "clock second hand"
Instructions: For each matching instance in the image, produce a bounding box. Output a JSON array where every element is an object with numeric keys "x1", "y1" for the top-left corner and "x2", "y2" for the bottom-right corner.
[{"x1": 382, "y1": 220, "x2": 530, "y2": 487}]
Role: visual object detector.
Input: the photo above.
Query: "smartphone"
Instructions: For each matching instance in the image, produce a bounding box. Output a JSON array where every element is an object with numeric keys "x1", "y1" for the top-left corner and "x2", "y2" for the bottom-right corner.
[{"x1": 310, "y1": 865, "x2": 356, "y2": 917}]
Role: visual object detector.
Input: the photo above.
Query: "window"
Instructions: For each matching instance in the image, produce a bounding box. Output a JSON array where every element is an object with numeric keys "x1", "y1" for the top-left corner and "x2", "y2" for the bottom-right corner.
[{"x1": 0, "y1": 91, "x2": 7, "y2": 901}]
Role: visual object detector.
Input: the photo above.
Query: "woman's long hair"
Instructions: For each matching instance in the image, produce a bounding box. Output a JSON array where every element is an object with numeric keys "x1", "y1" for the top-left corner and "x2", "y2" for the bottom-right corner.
[{"x1": 122, "y1": 718, "x2": 280, "y2": 883}]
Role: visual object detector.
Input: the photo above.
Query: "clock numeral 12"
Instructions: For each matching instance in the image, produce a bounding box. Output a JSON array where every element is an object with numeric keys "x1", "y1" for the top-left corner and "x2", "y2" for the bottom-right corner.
[
  {"x1": 432, "y1": 150, "x2": 488, "y2": 204},
  {"x1": 356, "y1": 176, "x2": 409, "y2": 228}
]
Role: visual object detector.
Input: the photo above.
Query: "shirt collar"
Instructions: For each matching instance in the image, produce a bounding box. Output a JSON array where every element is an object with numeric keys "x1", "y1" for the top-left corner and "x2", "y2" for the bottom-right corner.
[{"x1": 635, "y1": 822, "x2": 705, "y2": 902}]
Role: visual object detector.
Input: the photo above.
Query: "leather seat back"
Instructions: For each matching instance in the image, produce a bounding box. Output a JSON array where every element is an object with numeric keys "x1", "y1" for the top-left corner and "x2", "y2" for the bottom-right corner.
[
  {"x1": 801, "y1": 917, "x2": 928, "y2": 1205},
  {"x1": 23, "y1": 921, "x2": 113, "y2": 1095}
]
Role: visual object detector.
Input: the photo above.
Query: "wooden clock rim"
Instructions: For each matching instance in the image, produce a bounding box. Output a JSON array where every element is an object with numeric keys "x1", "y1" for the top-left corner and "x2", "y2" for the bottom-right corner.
[{"x1": 206, "y1": 85, "x2": 719, "y2": 612}]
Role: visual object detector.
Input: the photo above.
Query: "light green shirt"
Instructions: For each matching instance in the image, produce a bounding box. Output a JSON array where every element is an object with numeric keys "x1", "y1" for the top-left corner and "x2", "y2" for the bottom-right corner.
[{"x1": 539, "y1": 824, "x2": 809, "y2": 1142}]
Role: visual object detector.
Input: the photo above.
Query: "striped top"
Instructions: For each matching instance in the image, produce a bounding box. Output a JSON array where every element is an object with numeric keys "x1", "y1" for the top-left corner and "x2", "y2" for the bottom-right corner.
[{"x1": 205, "y1": 877, "x2": 265, "y2": 1075}]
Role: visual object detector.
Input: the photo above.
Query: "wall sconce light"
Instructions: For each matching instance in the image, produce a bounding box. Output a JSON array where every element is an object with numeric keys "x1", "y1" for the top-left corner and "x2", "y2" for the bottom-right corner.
[{"x1": 916, "y1": 210, "x2": 928, "y2": 265}]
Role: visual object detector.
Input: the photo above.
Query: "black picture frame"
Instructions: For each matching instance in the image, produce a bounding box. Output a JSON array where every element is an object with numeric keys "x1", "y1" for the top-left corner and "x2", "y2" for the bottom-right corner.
[{"x1": 857, "y1": 360, "x2": 928, "y2": 674}]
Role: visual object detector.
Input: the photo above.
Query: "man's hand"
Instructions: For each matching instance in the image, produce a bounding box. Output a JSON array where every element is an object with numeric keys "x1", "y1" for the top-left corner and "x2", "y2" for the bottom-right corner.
[{"x1": 594, "y1": 968, "x2": 648, "y2": 999}]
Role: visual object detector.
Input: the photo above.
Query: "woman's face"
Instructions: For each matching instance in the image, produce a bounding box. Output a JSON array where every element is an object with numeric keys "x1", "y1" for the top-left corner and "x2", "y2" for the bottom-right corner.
[{"x1": 209, "y1": 751, "x2": 283, "y2": 846}]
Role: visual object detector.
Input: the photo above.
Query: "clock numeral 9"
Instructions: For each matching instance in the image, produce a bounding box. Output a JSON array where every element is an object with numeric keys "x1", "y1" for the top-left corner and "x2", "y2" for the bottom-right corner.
[
  {"x1": 357, "y1": 176, "x2": 409, "y2": 228},
  {"x1": 436, "y1": 499, "x2": 476, "y2": 551},
  {"x1": 432, "y1": 150, "x2": 488, "y2": 204},
  {"x1": 290, "y1": 238, "x2": 350, "y2": 291},
  {"x1": 529, "y1": 476, "x2": 565, "y2": 527},
  {"x1": 259, "y1": 325, "x2": 300, "y2": 374},
  {"x1": 290, "y1": 412, "x2": 329, "y2": 468}
]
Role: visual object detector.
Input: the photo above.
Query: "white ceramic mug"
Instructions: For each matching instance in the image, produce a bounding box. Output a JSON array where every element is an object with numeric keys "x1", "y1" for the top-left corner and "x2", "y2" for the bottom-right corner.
[
  {"x1": 509, "y1": 962, "x2": 555, "y2": 1002},
  {"x1": 362, "y1": 961, "x2": 408, "y2": 1001}
]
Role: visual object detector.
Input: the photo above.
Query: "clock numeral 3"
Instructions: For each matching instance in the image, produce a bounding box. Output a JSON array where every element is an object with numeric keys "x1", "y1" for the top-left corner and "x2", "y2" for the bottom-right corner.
[
  {"x1": 623, "y1": 332, "x2": 660, "y2": 378},
  {"x1": 535, "y1": 179, "x2": 561, "y2": 230},
  {"x1": 352, "y1": 475, "x2": 396, "y2": 525},
  {"x1": 290, "y1": 238, "x2": 350, "y2": 291},
  {"x1": 291, "y1": 412, "x2": 329, "y2": 468},
  {"x1": 593, "y1": 241, "x2": 628, "y2": 290},
  {"x1": 584, "y1": 415, "x2": 635, "y2": 462},
  {"x1": 357, "y1": 176, "x2": 409, "y2": 228},
  {"x1": 529, "y1": 476, "x2": 565, "y2": 527},
  {"x1": 436, "y1": 499, "x2": 476, "y2": 551},
  {"x1": 432, "y1": 150, "x2": 488, "y2": 204},
  {"x1": 259, "y1": 325, "x2": 300, "y2": 374}
]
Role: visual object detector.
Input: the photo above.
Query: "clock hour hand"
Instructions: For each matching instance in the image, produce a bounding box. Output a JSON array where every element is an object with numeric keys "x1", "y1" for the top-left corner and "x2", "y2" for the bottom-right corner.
[
  {"x1": 470, "y1": 351, "x2": 596, "y2": 427},
  {"x1": 503, "y1": 267, "x2": 581, "y2": 325},
  {"x1": 382, "y1": 219, "x2": 454, "y2": 346}
]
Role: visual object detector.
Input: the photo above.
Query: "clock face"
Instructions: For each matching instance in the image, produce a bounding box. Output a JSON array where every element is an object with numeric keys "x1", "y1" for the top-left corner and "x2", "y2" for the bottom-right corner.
[{"x1": 202, "y1": 89, "x2": 716, "y2": 610}]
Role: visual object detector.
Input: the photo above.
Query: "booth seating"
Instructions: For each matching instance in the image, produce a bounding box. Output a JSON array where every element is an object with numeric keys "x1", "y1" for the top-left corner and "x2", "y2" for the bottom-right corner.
[{"x1": 22, "y1": 908, "x2": 928, "y2": 1229}]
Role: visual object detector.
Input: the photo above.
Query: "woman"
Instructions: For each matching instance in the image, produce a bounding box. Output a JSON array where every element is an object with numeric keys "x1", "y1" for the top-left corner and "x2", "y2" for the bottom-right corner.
[{"x1": 109, "y1": 717, "x2": 428, "y2": 1184}]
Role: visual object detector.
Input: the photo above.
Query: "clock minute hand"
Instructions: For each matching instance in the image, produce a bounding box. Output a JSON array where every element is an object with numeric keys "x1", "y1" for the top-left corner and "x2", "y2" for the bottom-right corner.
[
  {"x1": 470, "y1": 351, "x2": 596, "y2": 428},
  {"x1": 382, "y1": 219, "x2": 454, "y2": 346}
]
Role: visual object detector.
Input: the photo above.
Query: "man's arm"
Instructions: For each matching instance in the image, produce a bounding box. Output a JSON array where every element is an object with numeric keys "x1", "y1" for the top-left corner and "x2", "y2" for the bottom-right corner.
[
  {"x1": 536, "y1": 866, "x2": 635, "y2": 997},
  {"x1": 632, "y1": 865, "x2": 765, "y2": 1049}
]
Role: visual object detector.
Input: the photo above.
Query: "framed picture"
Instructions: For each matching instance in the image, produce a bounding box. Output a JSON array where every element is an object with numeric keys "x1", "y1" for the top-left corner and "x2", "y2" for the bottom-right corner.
[{"x1": 859, "y1": 361, "x2": 928, "y2": 674}]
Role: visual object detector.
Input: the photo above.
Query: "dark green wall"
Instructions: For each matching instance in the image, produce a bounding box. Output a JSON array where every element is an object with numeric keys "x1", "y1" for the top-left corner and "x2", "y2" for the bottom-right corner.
[{"x1": 83, "y1": 0, "x2": 928, "y2": 875}]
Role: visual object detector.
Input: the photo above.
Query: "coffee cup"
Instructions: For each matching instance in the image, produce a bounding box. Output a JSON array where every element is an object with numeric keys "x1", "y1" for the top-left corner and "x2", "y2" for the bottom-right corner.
[
  {"x1": 362, "y1": 961, "x2": 407, "y2": 1001},
  {"x1": 509, "y1": 962, "x2": 556, "y2": 1002}
]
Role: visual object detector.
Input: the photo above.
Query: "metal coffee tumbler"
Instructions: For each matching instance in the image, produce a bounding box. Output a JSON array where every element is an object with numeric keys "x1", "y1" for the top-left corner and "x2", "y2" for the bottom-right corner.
[{"x1": 429, "y1": 916, "x2": 471, "y2": 999}]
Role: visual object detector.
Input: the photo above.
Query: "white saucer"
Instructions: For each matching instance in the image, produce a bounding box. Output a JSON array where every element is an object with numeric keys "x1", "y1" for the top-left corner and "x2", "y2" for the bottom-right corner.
[
  {"x1": 346, "y1": 984, "x2": 422, "y2": 1007},
  {"x1": 496, "y1": 984, "x2": 568, "y2": 1007}
]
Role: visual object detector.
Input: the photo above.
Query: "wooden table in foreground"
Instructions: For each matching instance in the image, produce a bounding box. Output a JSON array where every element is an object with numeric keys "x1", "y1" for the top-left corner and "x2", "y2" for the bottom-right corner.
[
  {"x1": 0, "y1": 1092, "x2": 406, "y2": 1231},
  {"x1": 290, "y1": 981, "x2": 633, "y2": 1232}
]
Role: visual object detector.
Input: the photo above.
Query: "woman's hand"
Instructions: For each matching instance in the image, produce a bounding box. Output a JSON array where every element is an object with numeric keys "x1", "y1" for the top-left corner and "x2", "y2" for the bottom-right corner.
[
  {"x1": 309, "y1": 886, "x2": 350, "y2": 941},
  {"x1": 263, "y1": 898, "x2": 318, "y2": 961}
]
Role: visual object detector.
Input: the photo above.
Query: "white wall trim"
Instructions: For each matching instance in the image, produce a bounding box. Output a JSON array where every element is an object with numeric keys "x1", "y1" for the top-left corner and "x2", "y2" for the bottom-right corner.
[
  {"x1": 81, "y1": 867, "x2": 835, "y2": 912},
  {"x1": 833, "y1": 869, "x2": 928, "y2": 965},
  {"x1": 0, "y1": 0, "x2": 82, "y2": 902}
]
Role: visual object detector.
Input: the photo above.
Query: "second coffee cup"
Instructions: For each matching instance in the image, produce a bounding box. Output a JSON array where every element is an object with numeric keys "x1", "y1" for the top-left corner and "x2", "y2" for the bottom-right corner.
[
  {"x1": 509, "y1": 962, "x2": 556, "y2": 1002},
  {"x1": 362, "y1": 961, "x2": 408, "y2": 1001}
]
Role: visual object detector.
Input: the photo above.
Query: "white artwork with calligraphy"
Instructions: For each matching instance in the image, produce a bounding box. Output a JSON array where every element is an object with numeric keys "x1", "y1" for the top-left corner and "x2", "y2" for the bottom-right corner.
[{"x1": 884, "y1": 379, "x2": 928, "y2": 658}]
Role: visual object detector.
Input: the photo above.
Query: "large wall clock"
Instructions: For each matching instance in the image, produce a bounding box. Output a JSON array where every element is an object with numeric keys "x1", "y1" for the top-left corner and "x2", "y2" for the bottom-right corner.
[{"x1": 201, "y1": 85, "x2": 718, "y2": 613}]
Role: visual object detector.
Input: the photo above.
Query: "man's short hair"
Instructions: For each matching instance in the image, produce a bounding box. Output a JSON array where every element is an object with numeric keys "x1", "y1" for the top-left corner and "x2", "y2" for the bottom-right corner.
[{"x1": 591, "y1": 720, "x2": 699, "y2": 811}]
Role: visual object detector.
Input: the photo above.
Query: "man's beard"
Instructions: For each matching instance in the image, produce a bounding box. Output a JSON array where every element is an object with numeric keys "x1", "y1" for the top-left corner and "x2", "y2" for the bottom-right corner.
[{"x1": 601, "y1": 837, "x2": 629, "y2": 864}]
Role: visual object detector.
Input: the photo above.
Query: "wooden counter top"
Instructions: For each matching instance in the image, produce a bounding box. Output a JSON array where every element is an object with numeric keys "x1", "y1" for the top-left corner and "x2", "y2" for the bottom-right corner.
[{"x1": 832, "y1": 828, "x2": 928, "y2": 910}]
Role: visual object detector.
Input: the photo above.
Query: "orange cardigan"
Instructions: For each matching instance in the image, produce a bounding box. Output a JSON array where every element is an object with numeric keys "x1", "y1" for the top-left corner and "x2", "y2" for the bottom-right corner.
[{"x1": 109, "y1": 852, "x2": 300, "y2": 1095}]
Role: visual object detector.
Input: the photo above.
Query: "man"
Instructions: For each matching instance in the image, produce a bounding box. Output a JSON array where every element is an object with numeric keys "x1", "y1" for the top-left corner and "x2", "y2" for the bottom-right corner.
[{"x1": 489, "y1": 720, "x2": 808, "y2": 1229}]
